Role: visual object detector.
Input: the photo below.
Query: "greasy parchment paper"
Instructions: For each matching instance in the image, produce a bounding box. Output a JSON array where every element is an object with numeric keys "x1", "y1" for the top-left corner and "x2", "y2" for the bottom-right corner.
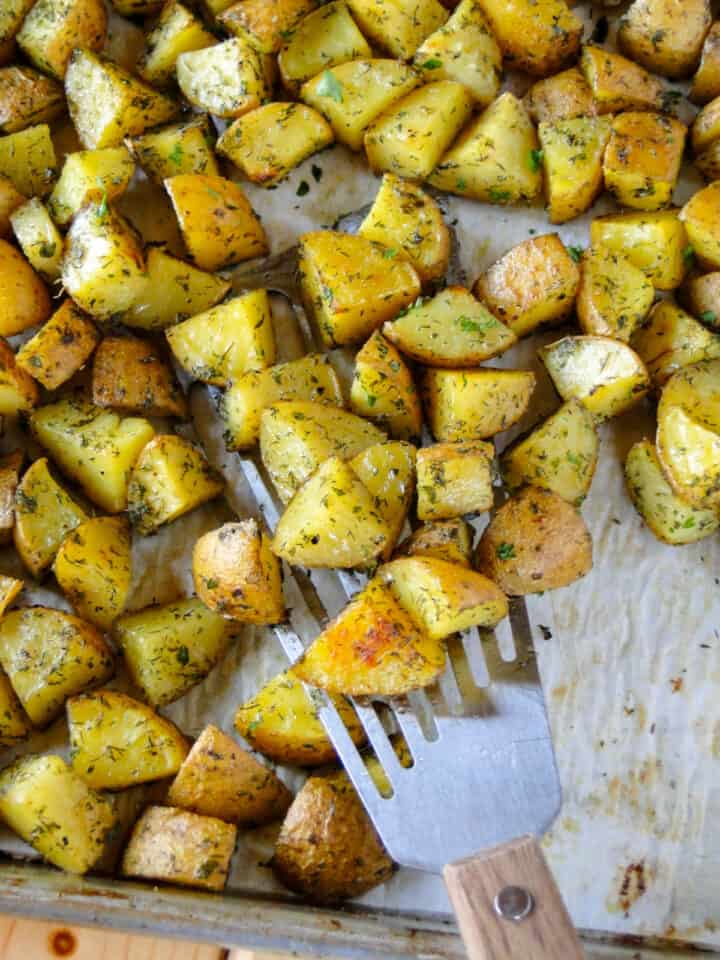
[{"x1": 1, "y1": 2, "x2": 719, "y2": 950}]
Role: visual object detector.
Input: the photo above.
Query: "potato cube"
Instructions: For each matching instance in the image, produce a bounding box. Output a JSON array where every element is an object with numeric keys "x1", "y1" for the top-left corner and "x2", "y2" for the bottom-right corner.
[
  {"x1": 346, "y1": 0, "x2": 446, "y2": 59},
  {"x1": 680, "y1": 181, "x2": 720, "y2": 269},
  {"x1": 525, "y1": 66, "x2": 596, "y2": 124},
  {"x1": 580, "y1": 46, "x2": 663, "y2": 114},
  {"x1": 0, "y1": 1, "x2": 35, "y2": 66},
  {"x1": 429, "y1": 93, "x2": 542, "y2": 204},
  {"x1": 475, "y1": 233, "x2": 580, "y2": 338},
  {"x1": 630, "y1": 299, "x2": 720, "y2": 385},
  {"x1": 16, "y1": 299, "x2": 99, "y2": 390},
  {"x1": 0, "y1": 669, "x2": 30, "y2": 746},
  {"x1": 349, "y1": 440, "x2": 416, "y2": 560},
  {"x1": 603, "y1": 112, "x2": 686, "y2": 212},
  {"x1": 222, "y1": 353, "x2": 343, "y2": 449},
  {"x1": 679, "y1": 271, "x2": 720, "y2": 327},
  {"x1": 176, "y1": 38, "x2": 268, "y2": 120},
  {"x1": 115, "y1": 598, "x2": 237, "y2": 707},
  {"x1": 0, "y1": 451, "x2": 22, "y2": 545},
  {"x1": 91, "y1": 336, "x2": 186, "y2": 418},
  {"x1": 0, "y1": 606, "x2": 114, "y2": 727},
  {"x1": 421, "y1": 367, "x2": 536, "y2": 441},
  {"x1": 690, "y1": 21, "x2": 720, "y2": 103},
  {"x1": 691, "y1": 95, "x2": 720, "y2": 153},
  {"x1": 0, "y1": 339, "x2": 39, "y2": 416},
  {"x1": 220, "y1": 0, "x2": 316, "y2": 54},
  {"x1": 31, "y1": 397, "x2": 155, "y2": 513},
  {"x1": 138, "y1": 1, "x2": 215, "y2": 87},
  {"x1": 618, "y1": 0, "x2": 711, "y2": 80},
  {"x1": 10, "y1": 199, "x2": 63, "y2": 284},
  {"x1": 127, "y1": 117, "x2": 219, "y2": 184},
  {"x1": 0, "y1": 575, "x2": 22, "y2": 617},
  {"x1": 350, "y1": 331, "x2": 422, "y2": 442},
  {"x1": 165, "y1": 174, "x2": 268, "y2": 272},
  {"x1": 539, "y1": 116, "x2": 611, "y2": 224},
  {"x1": 168, "y1": 724, "x2": 291, "y2": 825},
  {"x1": 122, "y1": 806, "x2": 236, "y2": 892},
  {"x1": 17, "y1": 0, "x2": 107, "y2": 80},
  {"x1": 0, "y1": 176, "x2": 23, "y2": 238},
  {"x1": 0, "y1": 237, "x2": 51, "y2": 336},
  {"x1": 299, "y1": 230, "x2": 421, "y2": 347},
  {"x1": 48, "y1": 146, "x2": 134, "y2": 226},
  {"x1": 589, "y1": 211, "x2": 688, "y2": 291},
  {"x1": 54, "y1": 517, "x2": 132, "y2": 629},
  {"x1": 0, "y1": 66, "x2": 64, "y2": 134},
  {"x1": 576, "y1": 246, "x2": 655, "y2": 342},
  {"x1": 68, "y1": 690, "x2": 188, "y2": 790},
  {"x1": 278, "y1": 1, "x2": 371, "y2": 93},
  {"x1": 0, "y1": 755, "x2": 117, "y2": 874},
  {"x1": 0, "y1": 124, "x2": 57, "y2": 197},
  {"x1": 396, "y1": 518, "x2": 473, "y2": 567},
  {"x1": 301, "y1": 59, "x2": 420, "y2": 152},
  {"x1": 475, "y1": 0, "x2": 582, "y2": 76},
  {"x1": 412, "y1": 0, "x2": 501, "y2": 106},
  {"x1": 415, "y1": 440, "x2": 493, "y2": 521},
  {"x1": 695, "y1": 139, "x2": 720, "y2": 180}
]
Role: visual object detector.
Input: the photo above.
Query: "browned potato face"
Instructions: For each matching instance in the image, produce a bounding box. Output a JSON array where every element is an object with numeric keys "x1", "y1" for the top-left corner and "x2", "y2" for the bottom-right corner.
[
  {"x1": 525, "y1": 67, "x2": 596, "y2": 124},
  {"x1": 0, "y1": 450, "x2": 22, "y2": 545},
  {"x1": 0, "y1": 238, "x2": 50, "y2": 336},
  {"x1": 91, "y1": 336, "x2": 187, "y2": 418},
  {"x1": 475, "y1": 486, "x2": 593, "y2": 596},
  {"x1": 396, "y1": 518, "x2": 474, "y2": 568},
  {"x1": 617, "y1": 0, "x2": 711, "y2": 80},
  {"x1": 274, "y1": 768, "x2": 394, "y2": 901}
]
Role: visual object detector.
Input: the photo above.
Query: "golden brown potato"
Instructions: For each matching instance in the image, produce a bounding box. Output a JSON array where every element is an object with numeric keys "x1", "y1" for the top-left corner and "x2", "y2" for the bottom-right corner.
[
  {"x1": 576, "y1": 246, "x2": 655, "y2": 342},
  {"x1": 0, "y1": 666, "x2": 30, "y2": 746},
  {"x1": 219, "y1": 0, "x2": 316, "y2": 54},
  {"x1": 122, "y1": 806, "x2": 237, "y2": 892},
  {"x1": 589, "y1": 210, "x2": 688, "y2": 291},
  {"x1": 348, "y1": 440, "x2": 416, "y2": 560},
  {"x1": 580, "y1": 45, "x2": 664, "y2": 114},
  {"x1": 17, "y1": 0, "x2": 107, "y2": 80},
  {"x1": 0, "y1": 575, "x2": 22, "y2": 619},
  {"x1": 679, "y1": 271, "x2": 720, "y2": 327},
  {"x1": 618, "y1": 0, "x2": 711, "y2": 79},
  {"x1": 350, "y1": 331, "x2": 423, "y2": 442},
  {"x1": 416, "y1": 441, "x2": 494, "y2": 521},
  {"x1": 345, "y1": 0, "x2": 447, "y2": 60},
  {"x1": 396, "y1": 518, "x2": 473, "y2": 567},
  {"x1": 680, "y1": 181, "x2": 720, "y2": 269},
  {"x1": 475, "y1": 486, "x2": 593, "y2": 596},
  {"x1": 137, "y1": 0, "x2": 215, "y2": 87},
  {"x1": 691, "y1": 94, "x2": 720, "y2": 153},
  {"x1": 0, "y1": 238, "x2": 50, "y2": 337},
  {"x1": 0, "y1": 339, "x2": 39, "y2": 416},
  {"x1": 0, "y1": 124, "x2": 57, "y2": 197},
  {"x1": 475, "y1": 0, "x2": 582, "y2": 76},
  {"x1": 631, "y1": 299, "x2": 720, "y2": 386},
  {"x1": 690, "y1": 22, "x2": 720, "y2": 103},
  {"x1": 127, "y1": 116, "x2": 220, "y2": 184},
  {"x1": 695, "y1": 139, "x2": 720, "y2": 180},
  {"x1": 91, "y1": 336, "x2": 186, "y2": 418},
  {"x1": 274, "y1": 768, "x2": 393, "y2": 901},
  {"x1": 10, "y1": 197, "x2": 64, "y2": 281},
  {"x1": 603, "y1": 112, "x2": 687, "y2": 212},
  {"x1": 167, "y1": 724, "x2": 291, "y2": 825},
  {"x1": 525, "y1": 67, "x2": 596, "y2": 124},
  {"x1": 16, "y1": 299, "x2": 99, "y2": 390},
  {"x1": 0, "y1": 176, "x2": 23, "y2": 238},
  {"x1": 0, "y1": 1, "x2": 36, "y2": 67},
  {"x1": 193, "y1": 520, "x2": 285, "y2": 624},
  {"x1": 176, "y1": 38, "x2": 269, "y2": 120},
  {"x1": 0, "y1": 66, "x2": 64, "y2": 134},
  {"x1": 0, "y1": 451, "x2": 22, "y2": 545},
  {"x1": 48, "y1": 146, "x2": 135, "y2": 226},
  {"x1": 538, "y1": 116, "x2": 612, "y2": 224}
]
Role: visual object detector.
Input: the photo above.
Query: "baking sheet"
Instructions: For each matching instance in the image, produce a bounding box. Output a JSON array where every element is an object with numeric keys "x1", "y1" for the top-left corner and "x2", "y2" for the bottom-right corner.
[{"x1": 1, "y1": 1, "x2": 719, "y2": 951}]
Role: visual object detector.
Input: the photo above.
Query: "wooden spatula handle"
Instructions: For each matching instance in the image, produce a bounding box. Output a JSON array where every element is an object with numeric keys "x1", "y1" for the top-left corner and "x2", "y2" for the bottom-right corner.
[{"x1": 443, "y1": 835, "x2": 584, "y2": 960}]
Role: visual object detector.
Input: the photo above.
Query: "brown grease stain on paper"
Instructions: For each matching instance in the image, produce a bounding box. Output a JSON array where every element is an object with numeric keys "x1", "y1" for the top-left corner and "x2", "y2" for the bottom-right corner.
[{"x1": 607, "y1": 861, "x2": 649, "y2": 916}]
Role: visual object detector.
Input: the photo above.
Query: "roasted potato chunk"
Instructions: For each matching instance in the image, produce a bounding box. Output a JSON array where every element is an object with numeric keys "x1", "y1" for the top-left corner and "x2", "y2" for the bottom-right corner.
[
  {"x1": 299, "y1": 230, "x2": 421, "y2": 348},
  {"x1": 260, "y1": 400, "x2": 385, "y2": 503},
  {"x1": 219, "y1": 0, "x2": 316, "y2": 54},
  {"x1": 0, "y1": 667, "x2": 30, "y2": 746},
  {"x1": 416, "y1": 440, "x2": 493, "y2": 521},
  {"x1": 14, "y1": 457, "x2": 87, "y2": 578},
  {"x1": 475, "y1": 234, "x2": 580, "y2": 338},
  {"x1": 384, "y1": 286, "x2": 516, "y2": 366},
  {"x1": 690, "y1": 22, "x2": 720, "y2": 103},
  {"x1": 273, "y1": 456, "x2": 390, "y2": 568},
  {"x1": 0, "y1": 176, "x2": 23, "y2": 238},
  {"x1": 350, "y1": 331, "x2": 422, "y2": 442},
  {"x1": 10, "y1": 198, "x2": 63, "y2": 281},
  {"x1": 137, "y1": 1, "x2": 215, "y2": 87},
  {"x1": 694, "y1": 139, "x2": 720, "y2": 181},
  {"x1": 222, "y1": 354, "x2": 343, "y2": 450},
  {"x1": 176, "y1": 38, "x2": 268, "y2": 120},
  {"x1": 127, "y1": 117, "x2": 219, "y2": 184},
  {"x1": 48, "y1": 146, "x2": 135, "y2": 226},
  {"x1": 168, "y1": 724, "x2": 291, "y2": 825},
  {"x1": 0, "y1": 338, "x2": 39, "y2": 416},
  {"x1": 603, "y1": 112, "x2": 687, "y2": 212},
  {"x1": 580, "y1": 46, "x2": 663, "y2": 114},
  {"x1": 577, "y1": 246, "x2": 654, "y2": 342},
  {"x1": 193, "y1": 520, "x2": 285, "y2": 624},
  {"x1": 618, "y1": 0, "x2": 711, "y2": 79},
  {"x1": 421, "y1": 367, "x2": 535, "y2": 442},
  {"x1": 54, "y1": 517, "x2": 131, "y2": 629},
  {"x1": 122, "y1": 806, "x2": 236, "y2": 892},
  {"x1": 691, "y1": 95, "x2": 720, "y2": 153},
  {"x1": 539, "y1": 117, "x2": 611, "y2": 224},
  {"x1": 0, "y1": 575, "x2": 22, "y2": 618},
  {"x1": 165, "y1": 173, "x2": 268, "y2": 272},
  {"x1": 115, "y1": 598, "x2": 237, "y2": 707},
  {"x1": 0, "y1": 237, "x2": 50, "y2": 336},
  {"x1": 0, "y1": 0, "x2": 36, "y2": 66},
  {"x1": 345, "y1": 0, "x2": 446, "y2": 59},
  {"x1": 475, "y1": 0, "x2": 581, "y2": 76},
  {"x1": 625, "y1": 439, "x2": 719, "y2": 544},
  {"x1": 235, "y1": 669, "x2": 365, "y2": 767},
  {"x1": 679, "y1": 271, "x2": 720, "y2": 327},
  {"x1": 349, "y1": 440, "x2": 416, "y2": 560},
  {"x1": 274, "y1": 768, "x2": 393, "y2": 901},
  {"x1": 31, "y1": 398, "x2": 155, "y2": 513},
  {"x1": 590, "y1": 211, "x2": 688, "y2": 291},
  {"x1": 476, "y1": 486, "x2": 593, "y2": 596},
  {"x1": 631, "y1": 300, "x2": 720, "y2": 386},
  {"x1": 396, "y1": 518, "x2": 473, "y2": 567},
  {"x1": 68, "y1": 690, "x2": 188, "y2": 790},
  {"x1": 301, "y1": 59, "x2": 420, "y2": 152},
  {"x1": 525, "y1": 67, "x2": 596, "y2": 124},
  {"x1": 0, "y1": 66, "x2": 64, "y2": 134},
  {"x1": 17, "y1": 0, "x2": 107, "y2": 80},
  {"x1": 91, "y1": 336, "x2": 186, "y2": 418},
  {"x1": 0, "y1": 606, "x2": 114, "y2": 727},
  {"x1": 0, "y1": 124, "x2": 56, "y2": 197},
  {"x1": 292, "y1": 576, "x2": 444, "y2": 696},
  {"x1": 0, "y1": 755, "x2": 117, "y2": 874},
  {"x1": 0, "y1": 451, "x2": 22, "y2": 545},
  {"x1": 430, "y1": 93, "x2": 541, "y2": 204},
  {"x1": 16, "y1": 300, "x2": 98, "y2": 390},
  {"x1": 680, "y1": 181, "x2": 720, "y2": 269}
]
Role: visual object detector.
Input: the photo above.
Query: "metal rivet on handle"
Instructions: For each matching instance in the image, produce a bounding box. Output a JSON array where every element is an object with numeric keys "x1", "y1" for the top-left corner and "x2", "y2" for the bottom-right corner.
[{"x1": 493, "y1": 885, "x2": 535, "y2": 922}]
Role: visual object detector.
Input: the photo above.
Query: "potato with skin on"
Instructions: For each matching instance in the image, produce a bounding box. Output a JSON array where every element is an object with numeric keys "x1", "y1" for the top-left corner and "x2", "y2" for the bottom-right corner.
[
  {"x1": 476, "y1": 486, "x2": 593, "y2": 596},
  {"x1": 694, "y1": 140, "x2": 720, "y2": 181},
  {"x1": 691, "y1": 95, "x2": 720, "y2": 153},
  {"x1": 0, "y1": 669, "x2": 30, "y2": 746},
  {"x1": 219, "y1": 0, "x2": 316, "y2": 54},
  {"x1": 0, "y1": 66, "x2": 64, "y2": 134},
  {"x1": 691, "y1": 22, "x2": 720, "y2": 104},
  {"x1": 91, "y1": 337, "x2": 186, "y2": 418},
  {"x1": 348, "y1": 441, "x2": 416, "y2": 560},
  {"x1": 137, "y1": 1, "x2": 216, "y2": 88},
  {"x1": 0, "y1": 124, "x2": 56, "y2": 197},
  {"x1": 580, "y1": 46, "x2": 664, "y2": 114},
  {"x1": 222, "y1": 354, "x2": 343, "y2": 450},
  {"x1": 0, "y1": 607, "x2": 114, "y2": 727},
  {"x1": 168, "y1": 724, "x2": 291, "y2": 825},
  {"x1": 193, "y1": 520, "x2": 285, "y2": 624},
  {"x1": 235, "y1": 669, "x2": 365, "y2": 767},
  {"x1": 350, "y1": 331, "x2": 422, "y2": 443},
  {"x1": 525, "y1": 67, "x2": 596, "y2": 124},
  {"x1": 345, "y1": 0, "x2": 446, "y2": 60},
  {"x1": 590, "y1": 211, "x2": 688, "y2": 291},
  {"x1": 475, "y1": 234, "x2": 580, "y2": 338},
  {"x1": 679, "y1": 271, "x2": 720, "y2": 328},
  {"x1": 48, "y1": 146, "x2": 135, "y2": 227},
  {"x1": 395, "y1": 518, "x2": 473, "y2": 568},
  {"x1": 429, "y1": 93, "x2": 541, "y2": 204},
  {"x1": 421, "y1": 367, "x2": 535, "y2": 442},
  {"x1": 274, "y1": 767, "x2": 393, "y2": 901},
  {"x1": 413, "y1": 0, "x2": 501, "y2": 106},
  {"x1": 165, "y1": 174, "x2": 268, "y2": 273},
  {"x1": 115, "y1": 598, "x2": 238, "y2": 708},
  {"x1": 474, "y1": 0, "x2": 582, "y2": 76},
  {"x1": 292, "y1": 576, "x2": 445, "y2": 696},
  {"x1": 260, "y1": 400, "x2": 386, "y2": 503},
  {"x1": 301, "y1": 60, "x2": 420, "y2": 152},
  {"x1": 625, "y1": 439, "x2": 719, "y2": 545},
  {"x1": 0, "y1": 176, "x2": 23, "y2": 238},
  {"x1": 176, "y1": 38, "x2": 268, "y2": 121},
  {"x1": 415, "y1": 441, "x2": 493, "y2": 522},
  {"x1": 618, "y1": 0, "x2": 711, "y2": 80},
  {"x1": 0, "y1": 239, "x2": 50, "y2": 337},
  {"x1": 0, "y1": 755, "x2": 117, "y2": 875},
  {"x1": 539, "y1": 117, "x2": 612, "y2": 224},
  {"x1": 122, "y1": 806, "x2": 237, "y2": 892},
  {"x1": 603, "y1": 113, "x2": 687, "y2": 212},
  {"x1": 13, "y1": 457, "x2": 88, "y2": 578},
  {"x1": 0, "y1": 340, "x2": 39, "y2": 416},
  {"x1": 16, "y1": 300, "x2": 99, "y2": 391},
  {"x1": 31, "y1": 398, "x2": 155, "y2": 513},
  {"x1": 54, "y1": 517, "x2": 132, "y2": 630},
  {"x1": 577, "y1": 246, "x2": 655, "y2": 342},
  {"x1": 631, "y1": 300, "x2": 720, "y2": 386},
  {"x1": 680, "y1": 182, "x2": 720, "y2": 269},
  {"x1": 0, "y1": 451, "x2": 22, "y2": 545},
  {"x1": 17, "y1": 0, "x2": 107, "y2": 80},
  {"x1": 10, "y1": 198, "x2": 63, "y2": 281},
  {"x1": 127, "y1": 117, "x2": 219, "y2": 184},
  {"x1": 217, "y1": 103, "x2": 334, "y2": 188}
]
